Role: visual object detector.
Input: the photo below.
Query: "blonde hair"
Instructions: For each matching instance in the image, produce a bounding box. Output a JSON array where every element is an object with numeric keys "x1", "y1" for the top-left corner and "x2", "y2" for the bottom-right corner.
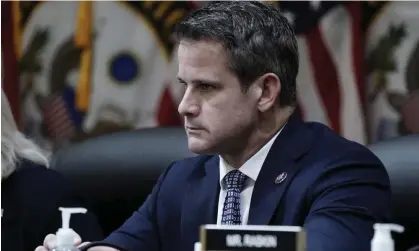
[{"x1": 1, "y1": 90, "x2": 50, "y2": 179}]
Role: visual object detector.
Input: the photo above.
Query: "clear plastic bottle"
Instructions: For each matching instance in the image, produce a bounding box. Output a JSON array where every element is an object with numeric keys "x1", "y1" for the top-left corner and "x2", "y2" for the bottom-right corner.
[{"x1": 52, "y1": 207, "x2": 87, "y2": 251}]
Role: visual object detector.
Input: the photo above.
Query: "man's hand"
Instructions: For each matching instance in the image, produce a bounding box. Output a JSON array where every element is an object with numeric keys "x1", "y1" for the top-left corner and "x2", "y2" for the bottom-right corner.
[
  {"x1": 34, "y1": 231, "x2": 87, "y2": 251},
  {"x1": 34, "y1": 232, "x2": 117, "y2": 251}
]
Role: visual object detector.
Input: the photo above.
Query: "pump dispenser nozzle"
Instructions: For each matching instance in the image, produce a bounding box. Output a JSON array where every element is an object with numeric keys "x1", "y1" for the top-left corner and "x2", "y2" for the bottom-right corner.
[
  {"x1": 59, "y1": 207, "x2": 87, "y2": 229},
  {"x1": 56, "y1": 207, "x2": 87, "y2": 247},
  {"x1": 371, "y1": 223, "x2": 404, "y2": 251}
]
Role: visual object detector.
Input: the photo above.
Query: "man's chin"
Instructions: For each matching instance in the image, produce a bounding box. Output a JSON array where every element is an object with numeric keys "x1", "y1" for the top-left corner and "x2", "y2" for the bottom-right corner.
[{"x1": 187, "y1": 138, "x2": 215, "y2": 154}]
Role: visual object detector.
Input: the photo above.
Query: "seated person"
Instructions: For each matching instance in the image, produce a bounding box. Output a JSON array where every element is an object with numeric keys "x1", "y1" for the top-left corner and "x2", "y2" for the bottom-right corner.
[
  {"x1": 37, "y1": 2, "x2": 392, "y2": 251},
  {"x1": 1, "y1": 89, "x2": 104, "y2": 251}
]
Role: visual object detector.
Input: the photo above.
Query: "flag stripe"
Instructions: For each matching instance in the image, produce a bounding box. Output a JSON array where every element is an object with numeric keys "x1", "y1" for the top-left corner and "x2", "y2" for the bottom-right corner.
[
  {"x1": 306, "y1": 25, "x2": 341, "y2": 133},
  {"x1": 347, "y1": 2, "x2": 367, "y2": 142},
  {"x1": 296, "y1": 37, "x2": 330, "y2": 125},
  {"x1": 319, "y1": 5, "x2": 366, "y2": 144},
  {"x1": 157, "y1": 84, "x2": 182, "y2": 126},
  {"x1": 42, "y1": 94, "x2": 75, "y2": 139},
  {"x1": 2, "y1": 1, "x2": 21, "y2": 126},
  {"x1": 157, "y1": 47, "x2": 183, "y2": 126},
  {"x1": 346, "y1": 2, "x2": 364, "y2": 104}
]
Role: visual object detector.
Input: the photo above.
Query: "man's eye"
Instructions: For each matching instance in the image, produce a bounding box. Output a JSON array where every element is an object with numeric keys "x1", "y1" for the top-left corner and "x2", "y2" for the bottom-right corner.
[
  {"x1": 178, "y1": 82, "x2": 187, "y2": 89},
  {"x1": 200, "y1": 84, "x2": 214, "y2": 91}
]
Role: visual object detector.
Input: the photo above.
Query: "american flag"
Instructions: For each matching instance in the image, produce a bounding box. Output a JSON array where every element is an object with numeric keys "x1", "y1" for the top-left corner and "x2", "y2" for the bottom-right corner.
[
  {"x1": 279, "y1": 1, "x2": 366, "y2": 144},
  {"x1": 158, "y1": 1, "x2": 366, "y2": 145},
  {"x1": 41, "y1": 93, "x2": 75, "y2": 140}
]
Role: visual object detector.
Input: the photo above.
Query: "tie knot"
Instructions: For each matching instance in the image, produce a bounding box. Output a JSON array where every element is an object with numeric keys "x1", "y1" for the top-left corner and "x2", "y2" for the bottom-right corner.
[{"x1": 224, "y1": 170, "x2": 247, "y2": 190}]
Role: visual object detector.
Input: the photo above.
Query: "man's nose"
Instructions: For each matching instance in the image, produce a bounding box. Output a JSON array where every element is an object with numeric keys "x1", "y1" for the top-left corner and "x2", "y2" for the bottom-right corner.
[{"x1": 178, "y1": 91, "x2": 200, "y2": 117}]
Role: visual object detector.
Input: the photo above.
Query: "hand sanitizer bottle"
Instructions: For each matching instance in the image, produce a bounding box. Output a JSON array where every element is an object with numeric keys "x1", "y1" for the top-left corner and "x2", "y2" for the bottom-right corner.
[
  {"x1": 52, "y1": 207, "x2": 87, "y2": 251},
  {"x1": 371, "y1": 223, "x2": 404, "y2": 251},
  {"x1": 194, "y1": 242, "x2": 202, "y2": 251}
]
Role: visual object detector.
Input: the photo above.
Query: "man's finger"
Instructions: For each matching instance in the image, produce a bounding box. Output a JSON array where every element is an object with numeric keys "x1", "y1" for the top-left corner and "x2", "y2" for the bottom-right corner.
[
  {"x1": 73, "y1": 236, "x2": 82, "y2": 246},
  {"x1": 44, "y1": 234, "x2": 57, "y2": 250},
  {"x1": 77, "y1": 242, "x2": 91, "y2": 249},
  {"x1": 35, "y1": 246, "x2": 48, "y2": 251}
]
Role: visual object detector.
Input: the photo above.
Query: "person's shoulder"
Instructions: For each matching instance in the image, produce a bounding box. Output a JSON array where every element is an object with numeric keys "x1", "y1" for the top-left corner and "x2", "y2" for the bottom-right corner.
[
  {"x1": 300, "y1": 122, "x2": 391, "y2": 201},
  {"x1": 168, "y1": 154, "x2": 214, "y2": 173},
  {"x1": 303, "y1": 121, "x2": 384, "y2": 168},
  {"x1": 13, "y1": 160, "x2": 71, "y2": 189},
  {"x1": 9, "y1": 160, "x2": 74, "y2": 207},
  {"x1": 172, "y1": 154, "x2": 214, "y2": 167},
  {"x1": 160, "y1": 154, "x2": 216, "y2": 182}
]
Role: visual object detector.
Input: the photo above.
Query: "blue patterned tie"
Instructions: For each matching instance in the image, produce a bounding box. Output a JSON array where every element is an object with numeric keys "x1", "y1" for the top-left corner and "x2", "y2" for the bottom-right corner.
[{"x1": 221, "y1": 170, "x2": 248, "y2": 225}]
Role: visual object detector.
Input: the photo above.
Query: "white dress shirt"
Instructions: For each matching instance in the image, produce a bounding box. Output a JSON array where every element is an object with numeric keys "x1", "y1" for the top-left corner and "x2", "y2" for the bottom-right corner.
[{"x1": 216, "y1": 128, "x2": 283, "y2": 225}]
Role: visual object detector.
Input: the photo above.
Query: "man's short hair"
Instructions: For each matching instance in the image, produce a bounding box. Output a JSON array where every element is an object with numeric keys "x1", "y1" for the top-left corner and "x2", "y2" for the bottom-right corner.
[{"x1": 173, "y1": 1, "x2": 299, "y2": 107}]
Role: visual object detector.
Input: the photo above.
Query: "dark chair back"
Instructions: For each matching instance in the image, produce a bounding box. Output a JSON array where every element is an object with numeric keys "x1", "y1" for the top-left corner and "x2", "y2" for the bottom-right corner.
[
  {"x1": 51, "y1": 127, "x2": 195, "y2": 236},
  {"x1": 368, "y1": 134, "x2": 419, "y2": 251}
]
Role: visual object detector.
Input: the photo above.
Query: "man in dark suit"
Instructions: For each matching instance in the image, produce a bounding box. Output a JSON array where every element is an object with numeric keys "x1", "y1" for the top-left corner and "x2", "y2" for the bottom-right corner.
[{"x1": 37, "y1": 2, "x2": 391, "y2": 251}]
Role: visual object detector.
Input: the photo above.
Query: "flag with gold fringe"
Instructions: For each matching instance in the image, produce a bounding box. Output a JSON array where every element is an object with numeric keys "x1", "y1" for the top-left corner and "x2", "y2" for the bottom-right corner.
[
  {"x1": 13, "y1": 1, "x2": 193, "y2": 150},
  {"x1": 74, "y1": 1, "x2": 93, "y2": 112}
]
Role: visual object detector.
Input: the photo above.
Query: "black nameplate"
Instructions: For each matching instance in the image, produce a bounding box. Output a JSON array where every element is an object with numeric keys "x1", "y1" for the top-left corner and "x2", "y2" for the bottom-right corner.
[{"x1": 200, "y1": 225, "x2": 306, "y2": 251}]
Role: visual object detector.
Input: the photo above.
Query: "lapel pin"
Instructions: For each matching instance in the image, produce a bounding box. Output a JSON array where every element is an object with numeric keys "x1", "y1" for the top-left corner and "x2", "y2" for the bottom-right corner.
[{"x1": 275, "y1": 172, "x2": 287, "y2": 184}]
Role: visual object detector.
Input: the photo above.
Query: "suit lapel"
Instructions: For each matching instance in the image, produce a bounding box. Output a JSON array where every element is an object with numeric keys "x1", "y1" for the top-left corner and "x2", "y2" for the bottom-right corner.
[
  {"x1": 247, "y1": 155, "x2": 299, "y2": 225},
  {"x1": 181, "y1": 156, "x2": 219, "y2": 248},
  {"x1": 248, "y1": 113, "x2": 313, "y2": 225}
]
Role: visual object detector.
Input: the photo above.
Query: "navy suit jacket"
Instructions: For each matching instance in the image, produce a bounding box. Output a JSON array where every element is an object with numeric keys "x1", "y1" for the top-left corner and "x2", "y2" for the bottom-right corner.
[{"x1": 96, "y1": 114, "x2": 391, "y2": 251}]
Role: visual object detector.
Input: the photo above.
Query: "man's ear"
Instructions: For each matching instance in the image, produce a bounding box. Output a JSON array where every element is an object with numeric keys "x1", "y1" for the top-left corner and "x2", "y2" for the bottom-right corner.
[{"x1": 256, "y1": 73, "x2": 281, "y2": 112}]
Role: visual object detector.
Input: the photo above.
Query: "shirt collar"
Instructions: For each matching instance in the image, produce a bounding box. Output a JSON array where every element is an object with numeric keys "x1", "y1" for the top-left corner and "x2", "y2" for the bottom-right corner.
[{"x1": 219, "y1": 125, "x2": 284, "y2": 186}]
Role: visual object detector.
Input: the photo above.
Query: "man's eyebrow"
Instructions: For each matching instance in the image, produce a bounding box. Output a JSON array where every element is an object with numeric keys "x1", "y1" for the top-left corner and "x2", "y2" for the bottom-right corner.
[
  {"x1": 194, "y1": 79, "x2": 220, "y2": 85},
  {"x1": 176, "y1": 77, "x2": 220, "y2": 86},
  {"x1": 177, "y1": 77, "x2": 186, "y2": 83}
]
